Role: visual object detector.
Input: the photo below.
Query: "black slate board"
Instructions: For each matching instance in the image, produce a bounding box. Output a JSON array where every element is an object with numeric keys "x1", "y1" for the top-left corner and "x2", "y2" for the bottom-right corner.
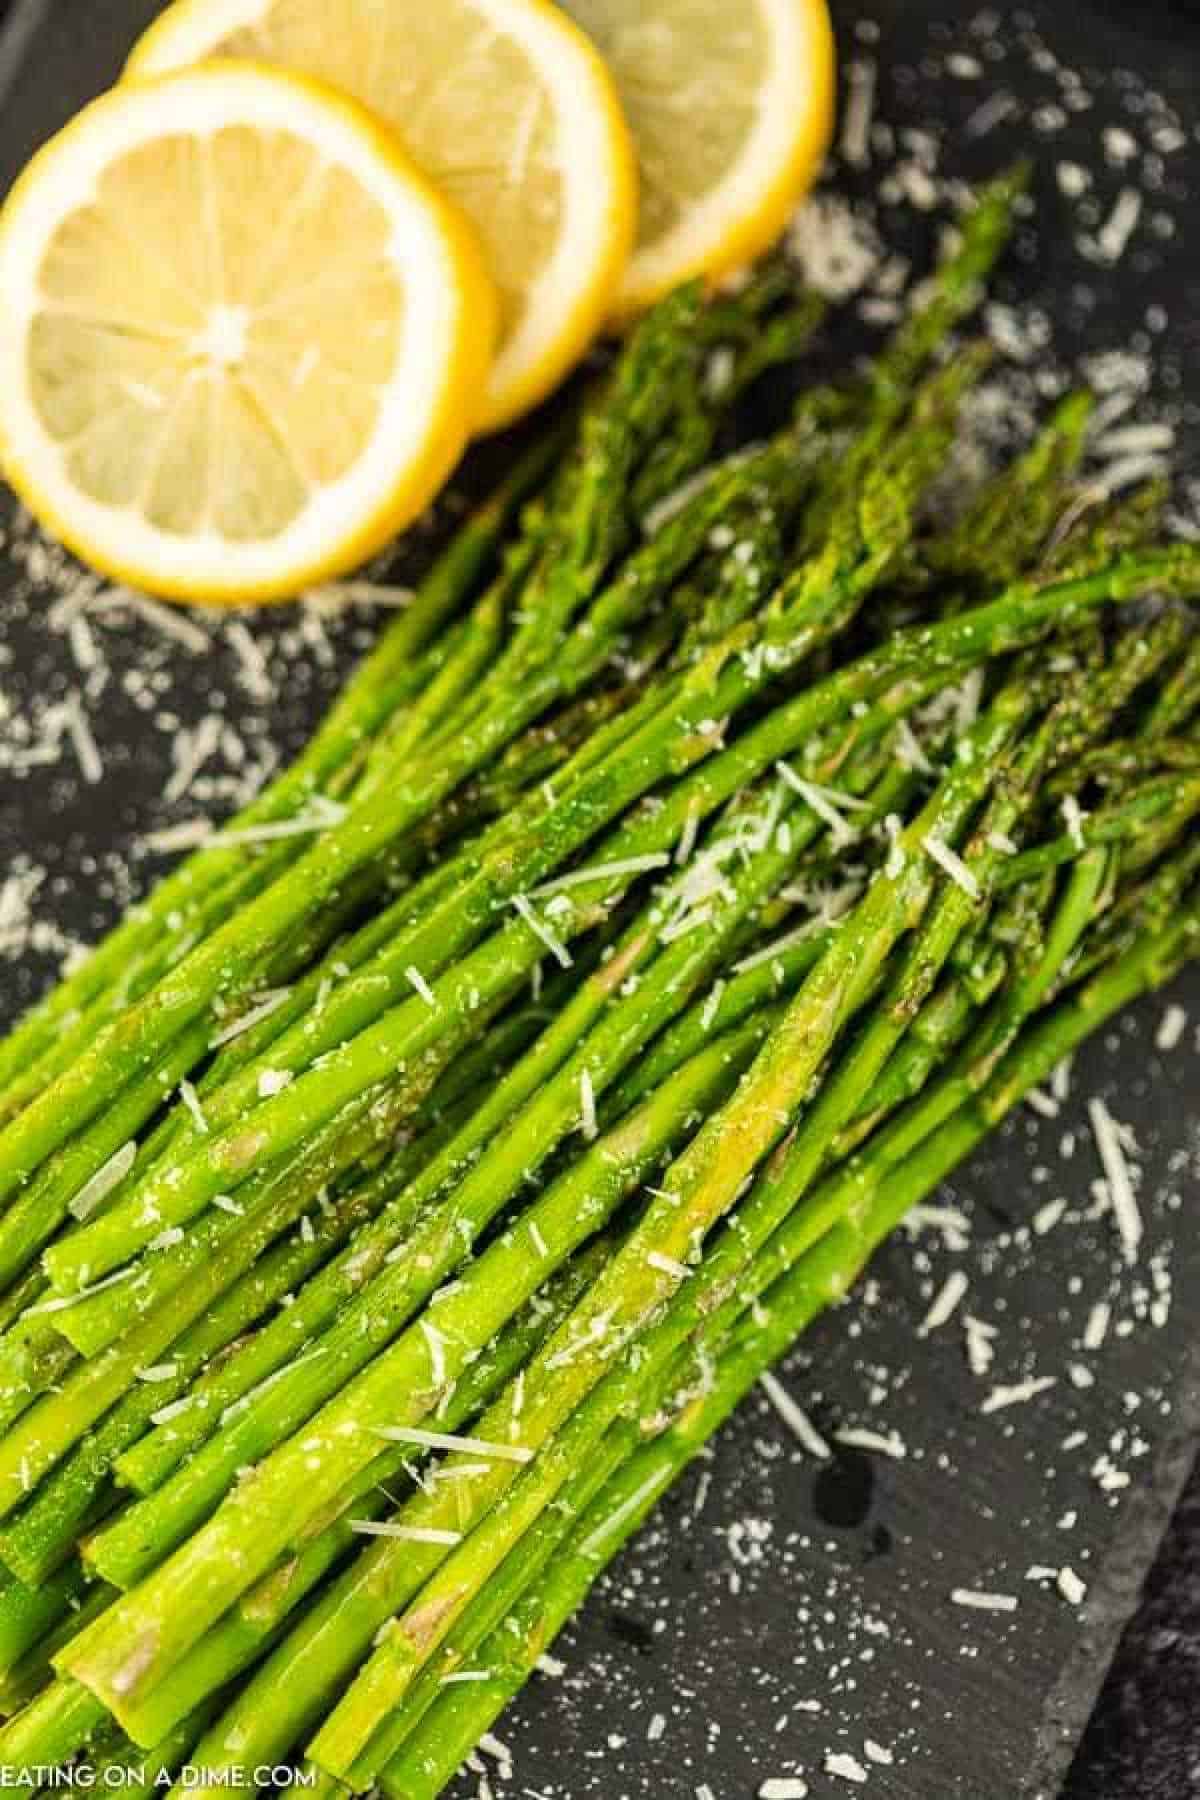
[{"x1": 1, "y1": 3, "x2": 1199, "y2": 1798}]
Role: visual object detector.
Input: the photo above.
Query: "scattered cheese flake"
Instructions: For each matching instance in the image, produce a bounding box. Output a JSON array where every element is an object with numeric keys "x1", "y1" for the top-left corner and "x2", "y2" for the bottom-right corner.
[
  {"x1": 421, "y1": 1319, "x2": 448, "y2": 1387},
  {"x1": 1058, "y1": 1567, "x2": 1087, "y2": 1606},
  {"x1": 257, "y1": 1068, "x2": 293, "y2": 1099},
  {"x1": 216, "y1": 797, "x2": 346, "y2": 847},
  {"x1": 350, "y1": 1520, "x2": 463, "y2": 1544},
  {"x1": 864, "y1": 1741, "x2": 894, "y2": 1767},
  {"x1": 982, "y1": 1376, "x2": 1057, "y2": 1414},
  {"x1": 1061, "y1": 794, "x2": 1087, "y2": 850},
  {"x1": 370, "y1": 1427, "x2": 533, "y2": 1465},
  {"x1": 647, "y1": 1250, "x2": 690, "y2": 1282},
  {"x1": 1094, "y1": 421, "x2": 1174, "y2": 458},
  {"x1": 1098, "y1": 186, "x2": 1143, "y2": 262},
  {"x1": 732, "y1": 924, "x2": 822, "y2": 977},
  {"x1": 824, "y1": 1752, "x2": 869, "y2": 1784},
  {"x1": 527, "y1": 855, "x2": 669, "y2": 897},
  {"x1": 135, "y1": 1363, "x2": 179, "y2": 1384},
  {"x1": 579, "y1": 1068, "x2": 598, "y2": 1141},
  {"x1": 759, "y1": 1373, "x2": 831, "y2": 1459},
  {"x1": 1051, "y1": 1056, "x2": 1074, "y2": 1104},
  {"x1": 834, "y1": 1427, "x2": 906, "y2": 1460},
  {"x1": 675, "y1": 802, "x2": 702, "y2": 866},
  {"x1": 29, "y1": 1268, "x2": 134, "y2": 1314},
  {"x1": 963, "y1": 1314, "x2": 997, "y2": 1377},
  {"x1": 922, "y1": 834, "x2": 981, "y2": 900},
  {"x1": 951, "y1": 1588, "x2": 1019, "y2": 1614},
  {"x1": 841, "y1": 59, "x2": 876, "y2": 167},
  {"x1": 1032, "y1": 1198, "x2": 1067, "y2": 1236},
  {"x1": 226, "y1": 620, "x2": 272, "y2": 700},
  {"x1": 788, "y1": 195, "x2": 883, "y2": 300},
  {"x1": 68, "y1": 1142, "x2": 137, "y2": 1221},
  {"x1": 701, "y1": 981, "x2": 726, "y2": 1033},
  {"x1": 883, "y1": 813, "x2": 905, "y2": 877},
  {"x1": 149, "y1": 1395, "x2": 194, "y2": 1426},
  {"x1": 579, "y1": 1469, "x2": 671, "y2": 1559},
  {"x1": 760, "y1": 1782, "x2": 808, "y2": 1800},
  {"x1": 178, "y1": 1080, "x2": 208, "y2": 1134},
  {"x1": 511, "y1": 894, "x2": 573, "y2": 969},
  {"x1": 1083, "y1": 1301, "x2": 1112, "y2": 1351},
  {"x1": 1088, "y1": 1097, "x2": 1142, "y2": 1262},
  {"x1": 895, "y1": 719, "x2": 933, "y2": 774},
  {"x1": 1155, "y1": 1004, "x2": 1188, "y2": 1052},
  {"x1": 405, "y1": 965, "x2": 437, "y2": 1008},
  {"x1": 209, "y1": 989, "x2": 290, "y2": 1049},
  {"x1": 919, "y1": 1270, "x2": 968, "y2": 1335},
  {"x1": 61, "y1": 691, "x2": 103, "y2": 784},
  {"x1": 777, "y1": 762, "x2": 867, "y2": 847}
]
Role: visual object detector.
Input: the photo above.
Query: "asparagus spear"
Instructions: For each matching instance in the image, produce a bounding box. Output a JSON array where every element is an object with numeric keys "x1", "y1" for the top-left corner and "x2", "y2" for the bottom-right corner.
[
  {"x1": 0, "y1": 435, "x2": 562, "y2": 1122},
  {"x1": 0, "y1": 187, "x2": 1021, "y2": 1216},
  {"x1": 379, "y1": 908, "x2": 1198, "y2": 1799},
  {"x1": 0, "y1": 1238, "x2": 620, "y2": 1769},
  {"x1": 301, "y1": 670, "x2": 1141, "y2": 1777},
  {"x1": 45, "y1": 676, "x2": 1034, "y2": 1712}
]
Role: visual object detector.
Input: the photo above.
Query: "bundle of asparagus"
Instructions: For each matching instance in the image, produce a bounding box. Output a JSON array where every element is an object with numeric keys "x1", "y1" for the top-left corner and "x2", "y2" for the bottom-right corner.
[{"x1": 0, "y1": 170, "x2": 1197, "y2": 1799}]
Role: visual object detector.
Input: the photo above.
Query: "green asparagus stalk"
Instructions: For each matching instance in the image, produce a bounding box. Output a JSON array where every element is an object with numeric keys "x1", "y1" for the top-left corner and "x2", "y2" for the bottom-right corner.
[
  {"x1": 48, "y1": 678, "x2": 1036, "y2": 1713},
  {"x1": 303, "y1": 669, "x2": 1136, "y2": 1777},
  {"x1": 378, "y1": 905, "x2": 1198, "y2": 1800},
  {"x1": 0, "y1": 1236, "x2": 618, "y2": 1769}
]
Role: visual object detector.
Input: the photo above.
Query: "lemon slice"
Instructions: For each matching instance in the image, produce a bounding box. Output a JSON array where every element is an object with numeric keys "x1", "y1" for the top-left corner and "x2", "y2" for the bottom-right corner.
[
  {"x1": 561, "y1": 0, "x2": 835, "y2": 314},
  {"x1": 126, "y1": 0, "x2": 637, "y2": 433},
  {"x1": 0, "y1": 64, "x2": 497, "y2": 605}
]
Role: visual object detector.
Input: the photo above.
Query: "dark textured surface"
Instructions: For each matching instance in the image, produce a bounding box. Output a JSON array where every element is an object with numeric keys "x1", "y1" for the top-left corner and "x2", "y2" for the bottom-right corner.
[
  {"x1": 1066, "y1": 1474, "x2": 1200, "y2": 1796},
  {"x1": 0, "y1": 3, "x2": 1199, "y2": 1798}
]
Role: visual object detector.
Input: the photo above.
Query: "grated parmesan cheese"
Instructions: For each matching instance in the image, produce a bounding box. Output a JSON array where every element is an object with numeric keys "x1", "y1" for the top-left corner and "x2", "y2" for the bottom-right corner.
[
  {"x1": 824, "y1": 1751, "x2": 869, "y2": 1784},
  {"x1": 1155, "y1": 1004, "x2": 1187, "y2": 1052},
  {"x1": 349, "y1": 1521, "x2": 462, "y2": 1544},
  {"x1": 834, "y1": 1427, "x2": 906, "y2": 1460},
  {"x1": 527, "y1": 855, "x2": 669, "y2": 897},
  {"x1": 208, "y1": 988, "x2": 290, "y2": 1049},
  {"x1": 68, "y1": 1141, "x2": 137, "y2": 1221},
  {"x1": 510, "y1": 894, "x2": 573, "y2": 969},
  {"x1": 1057, "y1": 1567, "x2": 1087, "y2": 1606},
  {"x1": 647, "y1": 1249, "x2": 690, "y2": 1282},
  {"x1": 759, "y1": 1372, "x2": 830, "y2": 1459},
  {"x1": 1088, "y1": 1097, "x2": 1142, "y2": 1262},
  {"x1": 369, "y1": 1427, "x2": 532, "y2": 1465},
  {"x1": 841, "y1": 59, "x2": 876, "y2": 167},
  {"x1": 951, "y1": 1588, "x2": 1018, "y2": 1613},
  {"x1": 918, "y1": 1270, "x2": 968, "y2": 1336},
  {"x1": 579, "y1": 1069, "x2": 598, "y2": 1141},
  {"x1": 404, "y1": 965, "x2": 437, "y2": 1008},
  {"x1": 982, "y1": 1376, "x2": 1057, "y2": 1414}
]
